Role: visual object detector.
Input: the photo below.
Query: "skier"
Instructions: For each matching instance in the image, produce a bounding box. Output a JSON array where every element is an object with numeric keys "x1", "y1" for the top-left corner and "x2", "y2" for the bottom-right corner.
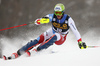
[{"x1": 3, "y1": 3, "x2": 87, "y2": 60}]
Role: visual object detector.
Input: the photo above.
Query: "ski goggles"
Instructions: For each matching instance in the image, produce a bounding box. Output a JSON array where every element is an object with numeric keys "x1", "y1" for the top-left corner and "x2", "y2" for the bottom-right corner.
[{"x1": 54, "y1": 11, "x2": 63, "y2": 16}]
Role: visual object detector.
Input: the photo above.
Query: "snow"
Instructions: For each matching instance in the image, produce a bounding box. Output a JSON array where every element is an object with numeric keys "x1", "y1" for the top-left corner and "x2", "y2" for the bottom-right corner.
[
  {"x1": 0, "y1": 47, "x2": 100, "y2": 66},
  {"x1": 0, "y1": 29, "x2": 100, "y2": 66}
]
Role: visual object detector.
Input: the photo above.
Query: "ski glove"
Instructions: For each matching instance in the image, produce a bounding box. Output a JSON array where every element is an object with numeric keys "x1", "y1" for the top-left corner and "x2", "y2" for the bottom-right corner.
[
  {"x1": 35, "y1": 17, "x2": 50, "y2": 25},
  {"x1": 35, "y1": 19, "x2": 41, "y2": 25},
  {"x1": 78, "y1": 41, "x2": 87, "y2": 49}
]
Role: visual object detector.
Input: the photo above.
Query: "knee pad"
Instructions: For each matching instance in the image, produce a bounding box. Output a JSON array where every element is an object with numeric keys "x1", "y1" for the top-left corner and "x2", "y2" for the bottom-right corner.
[{"x1": 37, "y1": 33, "x2": 44, "y2": 43}]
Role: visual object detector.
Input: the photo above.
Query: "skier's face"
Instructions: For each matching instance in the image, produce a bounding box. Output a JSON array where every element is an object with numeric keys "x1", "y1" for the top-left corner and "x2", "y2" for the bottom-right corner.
[
  {"x1": 54, "y1": 11, "x2": 63, "y2": 19},
  {"x1": 56, "y1": 15, "x2": 63, "y2": 19}
]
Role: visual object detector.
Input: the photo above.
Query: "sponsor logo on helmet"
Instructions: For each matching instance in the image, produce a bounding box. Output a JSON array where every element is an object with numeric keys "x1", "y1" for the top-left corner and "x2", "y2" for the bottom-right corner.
[
  {"x1": 54, "y1": 6, "x2": 62, "y2": 11},
  {"x1": 56, "y1": 7, "x2": 60, "y2": 10}
]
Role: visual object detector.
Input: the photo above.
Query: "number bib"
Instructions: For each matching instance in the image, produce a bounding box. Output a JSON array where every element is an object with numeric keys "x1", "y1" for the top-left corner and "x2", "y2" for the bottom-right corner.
[{"x1": 52, "y1": 14, "x2": 70, "y2": 33}]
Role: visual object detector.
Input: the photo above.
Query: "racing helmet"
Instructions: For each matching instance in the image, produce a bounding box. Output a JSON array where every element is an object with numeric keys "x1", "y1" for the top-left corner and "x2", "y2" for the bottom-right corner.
[{"x1": 54, "y1": 3, "x2": 65, "y2": 16}]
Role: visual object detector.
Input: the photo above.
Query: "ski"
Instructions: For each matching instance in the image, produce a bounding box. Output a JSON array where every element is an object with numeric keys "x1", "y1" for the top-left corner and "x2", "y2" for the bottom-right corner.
[
  {"x1": 3, "y1": 55, "x2": 12, "y2": 60},
  {"x1": 2, "y1": 51, "x2": 31, "y2": 60},
  {"x1": 3, "y1": 55, "x2": 7, "y2": 60}
]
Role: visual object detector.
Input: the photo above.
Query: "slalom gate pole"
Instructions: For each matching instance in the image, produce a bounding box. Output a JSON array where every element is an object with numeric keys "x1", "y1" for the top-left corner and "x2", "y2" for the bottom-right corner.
[
  {"x1": 0, "y1": 22, "x2": 34, "y2": 31},
  {"x1": 87, "y1": 46, "x2": 100, "y2": 48}
]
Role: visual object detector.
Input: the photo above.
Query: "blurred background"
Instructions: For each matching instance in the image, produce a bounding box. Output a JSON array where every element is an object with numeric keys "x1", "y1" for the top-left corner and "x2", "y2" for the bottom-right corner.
[{"x1": 0, "y1": 0, "x2": 100, "y2": 58}]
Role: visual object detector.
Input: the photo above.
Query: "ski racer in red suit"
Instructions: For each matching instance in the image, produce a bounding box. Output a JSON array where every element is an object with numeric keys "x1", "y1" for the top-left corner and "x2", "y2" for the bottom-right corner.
[{"x1": 3, "y1": 3, "x2": 87, "y2": 60}]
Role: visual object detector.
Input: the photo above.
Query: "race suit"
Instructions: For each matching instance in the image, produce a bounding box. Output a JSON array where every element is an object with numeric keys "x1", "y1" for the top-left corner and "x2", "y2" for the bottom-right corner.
[{"x1": 18, "y1": 14, "x2": 82, "y2": 54}]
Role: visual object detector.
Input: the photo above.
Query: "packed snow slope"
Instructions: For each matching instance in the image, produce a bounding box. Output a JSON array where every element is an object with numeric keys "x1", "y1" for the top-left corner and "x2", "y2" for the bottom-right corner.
[
  {"x1": 0, "y1": 48, "x2": 100, "y2": 66},
  {"x1": 0, "y1": 29, "x2": 100, "y2": 66}
]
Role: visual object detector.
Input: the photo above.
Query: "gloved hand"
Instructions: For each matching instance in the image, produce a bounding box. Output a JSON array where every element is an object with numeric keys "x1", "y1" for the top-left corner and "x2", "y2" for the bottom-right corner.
[
  {"x1": 35, "y1": 17, "x2": 49, "y2": 25},
  {"x1": 35, "y1": 19, "x2": 41, "y2": 25},
  {"x1": 78, "y1": 41, "x2": 87, "y2": 49}
]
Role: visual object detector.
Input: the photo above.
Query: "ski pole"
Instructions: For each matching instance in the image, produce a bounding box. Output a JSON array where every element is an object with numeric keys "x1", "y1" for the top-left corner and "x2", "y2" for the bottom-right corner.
[
  {"x1": 87, "y1": 46, "x2": 100, "y2": 48},
  {"x1": 0, "y1": 21, "x2": 34, "y2": 31}
]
